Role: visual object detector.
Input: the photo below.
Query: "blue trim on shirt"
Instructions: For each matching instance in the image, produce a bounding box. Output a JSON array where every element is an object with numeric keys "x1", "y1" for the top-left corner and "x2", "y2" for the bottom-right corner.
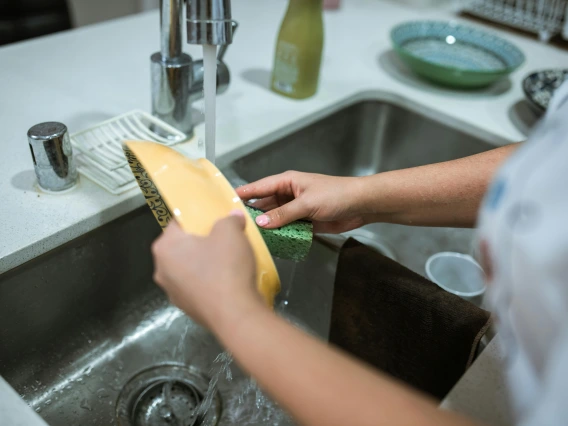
[{"x1": 485, "y1": 178, "x2": 506, "y2": 211}]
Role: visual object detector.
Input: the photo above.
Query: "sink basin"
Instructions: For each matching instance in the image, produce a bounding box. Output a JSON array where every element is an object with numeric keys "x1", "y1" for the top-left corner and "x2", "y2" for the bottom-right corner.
[
  {"x1": 0, "y1": 99, "x2": 492, "y2": 425},
  {"x1": 0, "y1": 207, "x2": 322, "y2": 426}
]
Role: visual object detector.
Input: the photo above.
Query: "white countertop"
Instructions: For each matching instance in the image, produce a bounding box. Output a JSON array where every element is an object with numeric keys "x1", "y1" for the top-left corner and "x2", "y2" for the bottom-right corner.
[{"x1": 1, "y1": 0, "x2": 567, "y2": 424}]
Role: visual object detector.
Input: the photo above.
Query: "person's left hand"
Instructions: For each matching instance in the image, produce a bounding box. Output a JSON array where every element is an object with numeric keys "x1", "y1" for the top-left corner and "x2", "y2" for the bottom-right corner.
[{"x1": 151, "y1": 211, "x2": 265, "y2": 333}]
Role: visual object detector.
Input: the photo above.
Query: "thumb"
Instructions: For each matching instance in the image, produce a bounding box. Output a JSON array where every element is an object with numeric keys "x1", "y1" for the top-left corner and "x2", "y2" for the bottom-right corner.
[
  {"x1": 211, "y1": 210, "x2": 247, "y2": 237},
  {"x1": 255, "y1": 199, "x2": 306, "y2": 229}
]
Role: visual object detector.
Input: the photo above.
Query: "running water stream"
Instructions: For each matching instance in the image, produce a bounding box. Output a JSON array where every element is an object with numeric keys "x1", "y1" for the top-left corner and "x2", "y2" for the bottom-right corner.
[
  {"x1": 193, "y1": 352, "x2": 233, "y2": 424},
  {"x1": 203, "y1": 44, "x2": 217, "y2": 164},
  {"x1": 195, "y1": 43, "x2": 292, "y2": 425}
]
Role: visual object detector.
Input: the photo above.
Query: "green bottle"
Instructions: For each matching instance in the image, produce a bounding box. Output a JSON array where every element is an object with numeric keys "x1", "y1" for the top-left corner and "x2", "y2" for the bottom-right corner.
[{"x1": 271, "y1": 0, "x2": 324, "y2": 99}]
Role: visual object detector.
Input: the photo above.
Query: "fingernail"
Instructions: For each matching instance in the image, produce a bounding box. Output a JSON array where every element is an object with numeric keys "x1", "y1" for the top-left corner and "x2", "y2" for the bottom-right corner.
[
  {"x1": 256, "y1": 215, "x2": 269, "y2": 226},
  {"x1": 229, "y1": 209, "x2": 245, "y2": 217}
]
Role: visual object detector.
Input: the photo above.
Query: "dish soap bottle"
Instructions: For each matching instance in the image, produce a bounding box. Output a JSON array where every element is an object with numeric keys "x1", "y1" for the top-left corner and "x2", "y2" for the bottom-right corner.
[{"x1": 271, "y1": 0, "x2": 324, "y2": 99}]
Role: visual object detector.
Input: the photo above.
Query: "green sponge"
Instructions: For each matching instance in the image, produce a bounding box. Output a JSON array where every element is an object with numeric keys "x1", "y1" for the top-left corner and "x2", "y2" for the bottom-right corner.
[{"x1": 245, "y1": 205, "x2": 313, "y2": 262}]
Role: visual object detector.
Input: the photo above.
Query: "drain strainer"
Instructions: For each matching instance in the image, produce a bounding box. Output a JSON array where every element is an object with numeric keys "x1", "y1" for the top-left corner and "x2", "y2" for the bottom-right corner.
[{"x1": 116, "y1": 364, "x2": 221, "y2": 426}]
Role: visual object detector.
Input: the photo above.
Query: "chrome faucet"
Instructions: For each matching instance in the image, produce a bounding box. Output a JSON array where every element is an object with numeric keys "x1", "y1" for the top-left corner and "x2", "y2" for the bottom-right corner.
[{"x1": 150, "y1": 0, "x2": 235, "y2": 137}]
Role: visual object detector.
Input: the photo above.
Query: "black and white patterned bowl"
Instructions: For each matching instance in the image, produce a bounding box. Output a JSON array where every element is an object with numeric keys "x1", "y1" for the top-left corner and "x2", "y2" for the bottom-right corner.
[{"x1": 522, "y1": 69, "x2": 568, "y2": 113}]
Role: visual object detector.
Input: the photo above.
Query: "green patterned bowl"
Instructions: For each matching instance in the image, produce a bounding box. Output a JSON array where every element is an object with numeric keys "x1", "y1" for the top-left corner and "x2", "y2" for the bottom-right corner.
[{"x1": 391, "y1": 20, "x2": 525, "y2": 88}]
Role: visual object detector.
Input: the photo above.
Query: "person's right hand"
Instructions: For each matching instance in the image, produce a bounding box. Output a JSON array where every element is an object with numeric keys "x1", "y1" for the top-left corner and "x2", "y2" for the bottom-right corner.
[
  {"x1": 236, "y1": 171, "x2": 367, "y2": 234},
  {"x1": 151, "y1": 212, "x2": 264, "y2": 333}
]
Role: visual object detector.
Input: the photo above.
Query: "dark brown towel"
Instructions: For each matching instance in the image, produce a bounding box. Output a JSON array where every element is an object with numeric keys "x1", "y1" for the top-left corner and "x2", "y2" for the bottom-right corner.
[{"x1": 329, "y1": 239, "x2": 492, "y2": 400}]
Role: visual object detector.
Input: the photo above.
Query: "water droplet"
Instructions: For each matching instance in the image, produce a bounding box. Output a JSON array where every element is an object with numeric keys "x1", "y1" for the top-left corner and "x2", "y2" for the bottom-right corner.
[
  {"x1": 45, "y1": 399, "x2": 52, "y2": 405},
  {"x1": 80, "y1": 398, "x2": 92, "y2": 411},
  {"x1": 96, "y1": 389, "x2": 109, "y2": 399}
]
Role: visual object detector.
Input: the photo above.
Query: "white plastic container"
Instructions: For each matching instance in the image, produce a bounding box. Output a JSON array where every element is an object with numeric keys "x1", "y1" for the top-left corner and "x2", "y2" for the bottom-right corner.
[{"x1": 426, "y1": 252, "x2": 486, "y2": 305}]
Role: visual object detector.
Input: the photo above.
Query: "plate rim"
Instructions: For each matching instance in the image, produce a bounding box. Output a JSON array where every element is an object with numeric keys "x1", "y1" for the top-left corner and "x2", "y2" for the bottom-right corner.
[{"x1": 390, "y1": 19, "x2": 525, "y2": 76}]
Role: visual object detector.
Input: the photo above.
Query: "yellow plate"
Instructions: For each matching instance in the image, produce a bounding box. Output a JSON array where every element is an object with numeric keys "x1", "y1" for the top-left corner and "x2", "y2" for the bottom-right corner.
[{"x1": 124, "y1": 140, "x2": 280, "y2": 307}]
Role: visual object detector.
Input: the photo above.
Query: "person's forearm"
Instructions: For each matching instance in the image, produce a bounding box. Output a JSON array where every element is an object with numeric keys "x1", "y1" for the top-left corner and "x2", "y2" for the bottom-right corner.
[
  {"x1": 215, "y1": 305, "x2": 480, "y2": 426},
  {"x1": 357, "y1": 144, "x2": 519, "y2": 228}
]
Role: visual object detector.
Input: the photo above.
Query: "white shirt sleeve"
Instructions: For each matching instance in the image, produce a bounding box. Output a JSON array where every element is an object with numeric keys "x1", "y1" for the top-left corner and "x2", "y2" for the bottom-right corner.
[
  {"x1": 477, "y1": 81, "x2": 568, "y2": 424},
  {"x1": 520, "y1": 327, "x2": 568, "y2": 426}
]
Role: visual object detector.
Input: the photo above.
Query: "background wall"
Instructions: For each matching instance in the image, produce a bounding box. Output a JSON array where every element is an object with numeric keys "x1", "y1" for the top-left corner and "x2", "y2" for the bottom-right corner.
[{"x1": 67, "y1": 0, "x2": 159, "y2": 27}]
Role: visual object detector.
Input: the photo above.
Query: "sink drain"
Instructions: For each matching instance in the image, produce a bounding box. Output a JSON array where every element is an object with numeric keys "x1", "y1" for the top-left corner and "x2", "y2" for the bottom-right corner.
[{"x1": 116, "y1": 364, "x2": 221, "y2": 426}]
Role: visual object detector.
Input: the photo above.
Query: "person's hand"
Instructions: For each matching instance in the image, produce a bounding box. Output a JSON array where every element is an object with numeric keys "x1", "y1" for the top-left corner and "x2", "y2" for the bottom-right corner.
[
  {"x1": 151, "y1": 211, "x2": 265, "y2": 333},
  {"x1": 236, "y1": 171, "x2": 367, "y2": 234}
]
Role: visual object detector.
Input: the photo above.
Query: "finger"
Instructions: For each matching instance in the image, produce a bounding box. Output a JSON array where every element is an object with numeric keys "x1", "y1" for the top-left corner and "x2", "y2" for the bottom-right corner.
[
  {"x1": 167, "y1": 218, "x2": 181, "y2": 229},
  {"x1": 153, "y1": 269, "x2": 164, "y2": 287},
  {"x1": 151, "y1": 228, "x2": 170, "y2": 258},
  {"x1": 255, "y1": 199, "x2": 307, "y2": 229},
  {"x1": 235, "y1": 173, "x2": 294, "y2": 201},
  {"x1": 248, "y1": 196, "x2": 280, "y2": 211},
  {"x1": 229, "y1": 208, "x2": 245, "y2": 218},
  {"x1": 164, "y1": 218, "x2": 182, "y2": 233},
  {"x1": 158, "y1": 219, "x2": 186, "y2": 244},
  {"x1": 211, "y1": 213, "x2": 247, "y2": 238},
  {"x1": 152, "y1": 219, "x2": 192, "y2": 258}
]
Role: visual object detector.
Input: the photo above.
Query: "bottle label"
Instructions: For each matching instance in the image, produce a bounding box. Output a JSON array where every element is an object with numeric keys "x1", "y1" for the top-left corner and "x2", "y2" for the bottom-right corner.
[{"x1": 273, "y1": 41, "x2": 299, "y2": 94}]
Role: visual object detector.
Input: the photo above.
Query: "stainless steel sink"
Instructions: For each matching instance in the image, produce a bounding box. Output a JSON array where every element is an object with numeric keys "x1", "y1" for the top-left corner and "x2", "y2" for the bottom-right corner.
[
  {"x1": 0, "y1": 207, "x2": 321, "y2": 426},
  {"x1": 0, "y1": 99, "x2": 493, "y2": 426}
]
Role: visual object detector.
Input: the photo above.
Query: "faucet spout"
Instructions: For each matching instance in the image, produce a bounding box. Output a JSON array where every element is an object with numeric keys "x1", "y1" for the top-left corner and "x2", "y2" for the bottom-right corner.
[
  {"x1": 151, "y1": 0, "x2": 236, "y2": 137},
  {"x1": 186, "y1": 0, "x2": 234, "y2": 46},
  {"x1": 160, "y1": 0, "x2": 183, "y2": 60}
]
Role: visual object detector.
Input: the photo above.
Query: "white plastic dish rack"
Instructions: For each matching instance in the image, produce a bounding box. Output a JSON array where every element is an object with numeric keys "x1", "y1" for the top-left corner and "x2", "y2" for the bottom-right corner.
[{"x1": 71, "y1": 110, "x2": 189, "y2": 194}]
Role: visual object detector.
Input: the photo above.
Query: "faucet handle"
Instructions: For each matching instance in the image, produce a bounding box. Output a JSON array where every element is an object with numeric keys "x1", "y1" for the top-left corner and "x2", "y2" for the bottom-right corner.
[
  {"x1": 217, "y1": 21, "x2": 238, "y2": 62},
  {"x1": 27, "y1": 122, "x2": 78, "y2": 192}
]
